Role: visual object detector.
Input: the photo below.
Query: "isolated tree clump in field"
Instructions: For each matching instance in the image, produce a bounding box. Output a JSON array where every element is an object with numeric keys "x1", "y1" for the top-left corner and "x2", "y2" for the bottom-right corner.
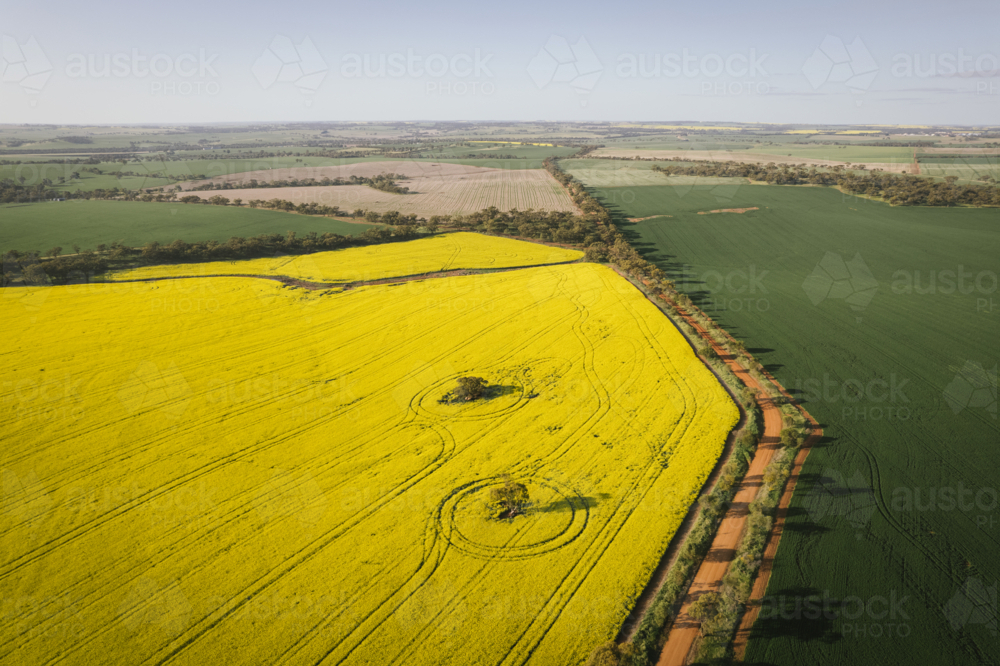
[
  {"x1": 485, "y1": 475, "x2": 530, "y2": 519},
  {"x1": 438, "y1": 376, "x2": 489, "y2": 403}
]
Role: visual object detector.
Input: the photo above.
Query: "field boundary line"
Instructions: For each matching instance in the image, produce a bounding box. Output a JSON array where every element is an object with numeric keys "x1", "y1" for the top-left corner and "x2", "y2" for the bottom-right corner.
[
  {"x1": 657, "y1": 297, "x2": 822, "y2": 665},
  {"x1": 99, "y1": 257, "x2": 583, "y2": 291},
  {"x1": 650, "y1": 294, "x2": 781, "y2": 666},
  {"x1": 609, "y1": 268, "x2": 751, "y2": 644},
  {"x1": 609, "y1": 270, "x2": 822, "y2": 666}
]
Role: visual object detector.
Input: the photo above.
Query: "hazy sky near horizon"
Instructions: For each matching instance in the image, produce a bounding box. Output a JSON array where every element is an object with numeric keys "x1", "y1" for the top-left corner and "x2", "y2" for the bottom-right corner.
[{"x1": 2, "y1": 0, "x2": 998, "y2": 125}]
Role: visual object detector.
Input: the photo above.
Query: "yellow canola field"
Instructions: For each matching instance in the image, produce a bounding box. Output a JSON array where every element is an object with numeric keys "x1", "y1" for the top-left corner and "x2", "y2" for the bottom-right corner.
[
  {"x1": 109, "y1": 232, "x2": 582, "y2": 284},
  {"x1": 2, "y1": 260, "x2": 737, "y2": 665}
]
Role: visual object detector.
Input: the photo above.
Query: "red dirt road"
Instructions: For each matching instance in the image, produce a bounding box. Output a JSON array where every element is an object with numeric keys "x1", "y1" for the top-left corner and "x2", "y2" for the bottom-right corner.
[
  {"x1": 731, "y1": 389, "x2": 823, "y2": 660},
  {"x1": 653, "y1": 302, "x2": 788, "y2": 666}
]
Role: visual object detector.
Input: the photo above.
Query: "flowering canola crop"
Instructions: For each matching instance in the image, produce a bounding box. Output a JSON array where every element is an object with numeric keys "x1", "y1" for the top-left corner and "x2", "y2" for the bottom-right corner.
[
  {"x1": 111, "y1": 232, "x2": 582, "y2": 283},
  {"x1": 2, "y1": 238, "x2": 736, "y2": 666}
]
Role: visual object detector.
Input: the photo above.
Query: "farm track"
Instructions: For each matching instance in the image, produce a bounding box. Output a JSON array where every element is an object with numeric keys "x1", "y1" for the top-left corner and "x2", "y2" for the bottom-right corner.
[
  {"x1": 609, "y1": 269, "x2": 748, "y2": 646},
  {"x1": 730, "y1": 383, "x2": 822, "y2": 660},
  {"x1": 649, "y1": 298, "x2": 819, "y2": 666}
]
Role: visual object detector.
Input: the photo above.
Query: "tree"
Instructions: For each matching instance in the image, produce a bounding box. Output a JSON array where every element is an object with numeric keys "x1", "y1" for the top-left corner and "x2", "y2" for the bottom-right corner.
[
  {"x1": 22, "y1": 264, "x2": 49, "y2": 285},
  {"x1": 584, "y1": 641, "x2": 638, "y2": 666},
  {"x1": 486, "y1": 475, "x2": 529, "y2": 519},
  {"x1": 688, "y1": 591, "x2": 721, "y2": 635},
  {"x1": 584, "y1": 243, "x2": 608, "y2": 263},
  {"x1": 47, "y1": 247, "x2": 63, "y2": 258},
  {"x1": 454, "y1": 376, "x2": 487, "y2": 401}
]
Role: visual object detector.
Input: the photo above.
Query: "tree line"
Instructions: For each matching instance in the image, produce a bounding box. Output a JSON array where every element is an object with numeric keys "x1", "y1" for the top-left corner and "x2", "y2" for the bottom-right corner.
[
  {"x1": 186, "y1": 172, "x2": 410, "y2": 193},
  {"x1": 537, "y1": 156, "x2": 816, "y2": 666},
  {"x1": 2, "y1": 249, "x2": 109, "y2": 287},
  {"x1": 0, "y1": 172, "x2": 409, "y2": 205},
  {"x1": 650, "y1": 160, "x2": 999, "y2": 206},
  {"x1": 1, "y1": 226, "x2": 425, "y2": 287}
]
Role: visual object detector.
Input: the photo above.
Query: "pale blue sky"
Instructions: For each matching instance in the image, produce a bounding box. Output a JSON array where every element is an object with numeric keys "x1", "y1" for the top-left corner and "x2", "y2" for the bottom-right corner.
[{"x1": 2, "y1": 0, "x2": 998, "y2": 125}]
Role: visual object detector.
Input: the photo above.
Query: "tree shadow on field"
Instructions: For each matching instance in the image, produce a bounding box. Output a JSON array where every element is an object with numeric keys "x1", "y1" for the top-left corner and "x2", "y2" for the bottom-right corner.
[
  {"x1": 632, "y1": 241, "x2": 665, "y2": 264},
  {"x1": 780, "y1": 506, "x2": 831, "y2": 537},
  {"x1": 785, "y1": 388, "x2": 823, "y2": 410},
  {"x1": 795, "y1": 472, "x2": 823, "y2": 488},
  {"x1": 747, "y1": 585, "x2": 844, "y2": 647},
  {"x1": 481, "y1": 384, "x2": 519, "y2": 400},
  {"x1": 530, "y1": 493, "x2": 609, "y2": 514},
  {"x1": 802, "y1": 432, "x2": 837, "y2": 449}
]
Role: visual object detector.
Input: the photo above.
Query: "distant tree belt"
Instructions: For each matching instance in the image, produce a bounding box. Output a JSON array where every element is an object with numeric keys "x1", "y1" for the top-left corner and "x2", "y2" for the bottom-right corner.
[
  {"x1": 790, "y1": 140, "x2": 944, "y2": 147},
  {"x1": 0, "y1": 147, "x2": 144, "y2": 155},
  {"x1": 0, "y1": 200, "x2": 612, "y2": 285},
  {"x1": 542, "y1": 157, "x2": 668, "y2": 284},
  {"x1": 570, "y1": 145, "x2": 601, "y2": 157},
  {"x1": 1, "y1": 229, "x2": 418, "y2": 287},
  {"x1": 650, "y1": 161, "x2": 1000, "y2": 207},
  {"x1": 0, "y1": 174, "x2": 406, "y2": 203},
  {"x1": 187, "y1": 172, "x2": 410, "y2": 193}
]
